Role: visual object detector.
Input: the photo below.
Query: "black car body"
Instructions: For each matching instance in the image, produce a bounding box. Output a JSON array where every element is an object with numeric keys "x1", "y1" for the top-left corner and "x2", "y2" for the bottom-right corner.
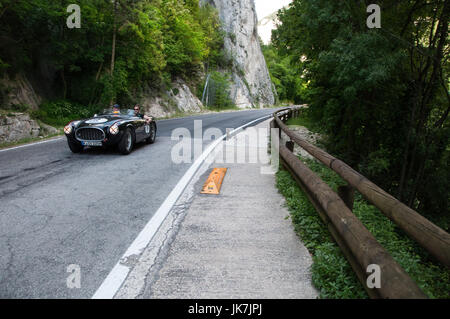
[{"x1": 64, "y1": 109, "x2": 157, "y2": 155}]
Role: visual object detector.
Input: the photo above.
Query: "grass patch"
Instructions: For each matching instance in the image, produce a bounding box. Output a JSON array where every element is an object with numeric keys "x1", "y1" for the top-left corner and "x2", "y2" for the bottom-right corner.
[
  {"x1": 276, "y1": 157, "x2": 450, "y2": 299},
  {"x1": 285, "y1": 111, "x2": 321, "y2": 134},
  {"x1": 286, "y1": 116, "x2": 313, "y2": 128}
]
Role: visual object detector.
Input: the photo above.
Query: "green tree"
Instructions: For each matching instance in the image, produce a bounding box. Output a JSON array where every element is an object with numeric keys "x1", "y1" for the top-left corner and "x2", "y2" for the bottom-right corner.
[
  {"x1": 273, "y1": 0, "x2": 449, "y2": 221},
  {"x1": 0, "y1": 0, "x2": 225, "y2": 110},
  {"x1": 261, "y1": 42, "x2": 306, "y2": 104}
]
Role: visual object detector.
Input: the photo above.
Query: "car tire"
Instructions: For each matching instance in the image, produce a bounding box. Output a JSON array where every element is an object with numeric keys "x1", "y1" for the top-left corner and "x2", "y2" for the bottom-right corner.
[
  {"x1": 146, "y1": 123, "x2": 156, "y2": 144},
  {"x1": 67, "y1": 139, "x2": 83, "y2": 153},
  {"x1": 118, "y1": 128, "x2": 134, "y2": 155}
]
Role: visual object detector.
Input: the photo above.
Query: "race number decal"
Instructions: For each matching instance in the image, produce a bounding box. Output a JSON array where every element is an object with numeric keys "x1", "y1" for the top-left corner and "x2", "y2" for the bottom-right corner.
[{"x1": 145, "y1": 125, "x2": 150, "y2": 134}]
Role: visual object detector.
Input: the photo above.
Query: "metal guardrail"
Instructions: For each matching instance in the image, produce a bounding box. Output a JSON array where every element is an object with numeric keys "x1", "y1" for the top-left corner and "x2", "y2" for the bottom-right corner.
[{"x1": 271, "y1": 107, "x2": 450, "y2": 299}]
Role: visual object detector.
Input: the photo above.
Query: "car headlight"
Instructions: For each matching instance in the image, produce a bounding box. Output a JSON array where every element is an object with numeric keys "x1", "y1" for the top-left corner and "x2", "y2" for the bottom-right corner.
[
  {"x1": 64, "y1": 124, "x2": 73, "y2": 135},
  {"x1": 64, "y1": 121, "x2": 81, "y2": 135},
  {"x1": 109, "y1": 123, "x2": 119, "y2": 135}
]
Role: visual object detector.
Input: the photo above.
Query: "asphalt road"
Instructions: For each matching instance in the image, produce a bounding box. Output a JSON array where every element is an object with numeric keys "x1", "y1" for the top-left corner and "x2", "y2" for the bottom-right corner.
[{"x1": 0, "y1": 108, "x2": 276, "y2": 298}]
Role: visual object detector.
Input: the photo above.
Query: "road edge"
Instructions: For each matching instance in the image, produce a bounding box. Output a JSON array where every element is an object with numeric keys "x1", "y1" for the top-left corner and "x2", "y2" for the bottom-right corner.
[{"x1": 92, "y1": 114, "x2": 273, "y2": 299}]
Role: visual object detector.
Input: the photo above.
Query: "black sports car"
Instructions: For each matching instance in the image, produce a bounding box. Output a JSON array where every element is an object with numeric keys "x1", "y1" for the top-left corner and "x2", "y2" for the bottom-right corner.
[{"x1": 63, "y1": 108, "x2": 157, "y2": 155}]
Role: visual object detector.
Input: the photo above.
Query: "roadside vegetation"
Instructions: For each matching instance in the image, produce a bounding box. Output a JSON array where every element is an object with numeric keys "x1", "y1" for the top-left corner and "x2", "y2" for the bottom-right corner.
[
  {"x1": 271, "y1": 1, "x2": 450, "y2": 295},
  {"x1": 197, "y1": 71, "x2": 237, "y2": 111},
  {"x1": 277, "y1": 156, "x2": 450, "y2": 299},
  {"x1": 0, "y1": 0, "x2": 231, "y2": 125},
  {"x1": 265, "y1": 0, "x2": 449, "y2": 221},
  {"x1": 285, "y1": 115, "x2": 319, "y2": 134},
  {"x1": 31, "y1": 100, "x2": 98, "y2": 127},
  {"x1": 261, "y1": 43, "x2": 307, "y2": 105}
]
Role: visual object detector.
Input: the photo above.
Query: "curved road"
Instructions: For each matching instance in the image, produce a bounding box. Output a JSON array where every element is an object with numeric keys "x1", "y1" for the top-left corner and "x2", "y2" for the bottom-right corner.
[{"x1": 0, "y1": 108, "x2": 276, "y2": 298}]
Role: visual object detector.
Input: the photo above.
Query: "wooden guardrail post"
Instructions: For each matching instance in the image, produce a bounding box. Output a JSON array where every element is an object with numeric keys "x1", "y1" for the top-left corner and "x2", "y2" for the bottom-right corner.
[
  {"x1": 286, "y1": 140, "x2": 294, "y2": 153},
  {"x1": 338, "y1": 185, "x2": 355, "y2": 211}
]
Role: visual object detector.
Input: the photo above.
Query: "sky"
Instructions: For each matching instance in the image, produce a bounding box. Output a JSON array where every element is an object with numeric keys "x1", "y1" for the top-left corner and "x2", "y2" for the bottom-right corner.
[
  {"x1": 254, "y1": 0, "x2": 292, "y2": 44},
  {"x1": 254, "y1": 0, "x2": 292, "y2": 20}
]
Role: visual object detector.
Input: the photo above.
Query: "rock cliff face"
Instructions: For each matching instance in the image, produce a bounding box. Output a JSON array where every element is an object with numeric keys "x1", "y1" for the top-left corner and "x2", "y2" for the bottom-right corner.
[
  {"x1": 0, "y1": 113, "x2": 60, "y2": 144},
  {"x1": 139, "y1": 78, "x2": 203, "y2": 118},
  {"x1": 0, "y1": 113, "x2": 39, "y2": 143},
  {"x1": 201, "y1": 0, "x2": 275, "y2": 108},
  {"x1": 0, "y1": 73, "x2": 42, "y2": 111}
]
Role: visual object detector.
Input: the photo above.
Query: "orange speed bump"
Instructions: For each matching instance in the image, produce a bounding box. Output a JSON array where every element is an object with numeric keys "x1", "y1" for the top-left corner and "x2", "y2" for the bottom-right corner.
[{"x1": 201, "y1": 168, "x2": 228, "y2": 195}]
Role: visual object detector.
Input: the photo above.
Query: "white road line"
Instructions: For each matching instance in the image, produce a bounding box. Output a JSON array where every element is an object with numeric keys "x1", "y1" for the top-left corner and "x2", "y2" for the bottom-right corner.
[
  {"x1": 92, "y1": 114, "x2": 272, "y2": 299},
  {"x1": 0, "y1": 137, "x2": 64, "y2": 153}
]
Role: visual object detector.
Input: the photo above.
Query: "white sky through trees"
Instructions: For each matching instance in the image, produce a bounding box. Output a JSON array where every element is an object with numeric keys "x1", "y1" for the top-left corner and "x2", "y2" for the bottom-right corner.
[
  {"x1": 254, "y1": 0, "x2": 292, "y2": 20},
  {"x1": 254, "y1": 0, "x2": 292, "y2": 44}
]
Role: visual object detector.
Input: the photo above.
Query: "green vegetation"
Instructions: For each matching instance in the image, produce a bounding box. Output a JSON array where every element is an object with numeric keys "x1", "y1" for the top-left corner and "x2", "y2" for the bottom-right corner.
[
  {"x1": 285, "y1": 111, "x2": 319, "y2": 133},
  {"x1": 276, "y1": 156, "x2": 450, "y2": 299},
  {"x1": 271, "y1": 0, "x2": 449, "y2": 222},
  {"x1": 271, "y1": 1, "x2": 449, "y2": 297},
  {"x1": 198, "y1": 71, "x2": 236, "y2": 110},
  {"x1": 30, "y1": 100, "x2": 98, "y2": 127},
  {"x1": 261, "y1": 43, "x2": 307, "y2": 105},
  {"x1": 0, "y1": 0, "x2": 227, "y2": 123},
  {"x1": 0, "y1": 103, "x2": 31, "y2": 113}
]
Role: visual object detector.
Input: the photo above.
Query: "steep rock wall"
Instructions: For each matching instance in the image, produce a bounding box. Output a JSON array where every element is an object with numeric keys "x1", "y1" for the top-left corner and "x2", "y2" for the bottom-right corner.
[
  {"x1": 201, "y1": 0, "x2": 275, "y2": 108},
  {"x1": 0, "y1": 73, "x2": 42, "y2": 110},
  {"x1": 139, "y1": 78, "x2": 203, "y2": 118}
]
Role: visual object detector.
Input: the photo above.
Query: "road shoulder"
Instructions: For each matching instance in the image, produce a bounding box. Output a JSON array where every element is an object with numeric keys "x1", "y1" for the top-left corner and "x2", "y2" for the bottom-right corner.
[{"x1": 116, "y1": 120, "x2": 318, "y2": 299}]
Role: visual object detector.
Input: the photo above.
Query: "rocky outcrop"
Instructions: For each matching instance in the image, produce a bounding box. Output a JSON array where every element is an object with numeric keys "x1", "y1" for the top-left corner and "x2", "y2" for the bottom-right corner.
[
  {"x1": 0, "y1": 73, "x2": 42, "y2": 110},
  {"x1": 0, "y1": 113, "x2": 40, "y2": 143},
  {"x1": 170, "y1": 79, "x2": 203, "y2": 113},
  {"x1": 0, "y1": 113, "x2": 59, "y2": 144},
  {"x1": 201, "y1": 0, "x2": 276, "y2": 108},
  {"x1": 140, "y1": 78, "x2": 203, "y2": 118}
]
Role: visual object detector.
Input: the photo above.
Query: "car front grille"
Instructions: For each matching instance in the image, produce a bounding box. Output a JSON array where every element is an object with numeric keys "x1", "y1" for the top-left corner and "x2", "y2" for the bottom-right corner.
[{"x1": 76, "y1": 128, "x2": 105, "y2": 141}]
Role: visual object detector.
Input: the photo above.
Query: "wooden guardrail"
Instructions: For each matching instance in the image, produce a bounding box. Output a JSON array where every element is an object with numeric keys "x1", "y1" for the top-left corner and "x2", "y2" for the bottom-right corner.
[{"x1": 271, "y1": 107, "x2": 450, "y2": 299}]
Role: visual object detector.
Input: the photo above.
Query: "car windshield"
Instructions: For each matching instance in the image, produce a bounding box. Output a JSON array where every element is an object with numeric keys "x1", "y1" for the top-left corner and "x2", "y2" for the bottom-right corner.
[{"x1": 100, "y1": 109, "x2": 135, "y2": 116}]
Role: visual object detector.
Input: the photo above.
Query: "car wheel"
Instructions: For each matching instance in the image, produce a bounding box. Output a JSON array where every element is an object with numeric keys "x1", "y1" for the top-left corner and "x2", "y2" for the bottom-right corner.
[
  {"x1": 146, "y1": 123, "x2": 156, "y2": 144},
  {"x1": 67, "y1": 139, "x2": 83, "y2": 153},
  {"x1": 118, "y1": 128, "x2": 134, "y2": 155}
]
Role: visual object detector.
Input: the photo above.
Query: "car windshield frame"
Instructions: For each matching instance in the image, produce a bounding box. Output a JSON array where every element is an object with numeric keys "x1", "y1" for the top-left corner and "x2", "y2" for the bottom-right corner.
[{"x1": 99, "y1": 109, "x2": 136, "y2": 116}]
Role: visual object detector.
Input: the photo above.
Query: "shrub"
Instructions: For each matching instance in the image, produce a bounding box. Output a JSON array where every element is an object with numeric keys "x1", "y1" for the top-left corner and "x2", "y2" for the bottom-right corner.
[
  {"x1": 32, "y1": 100, "x2": 97, "y2": 127},
  {"x1": 277, "y1": 156, "x2": 450, "y2": 299}
]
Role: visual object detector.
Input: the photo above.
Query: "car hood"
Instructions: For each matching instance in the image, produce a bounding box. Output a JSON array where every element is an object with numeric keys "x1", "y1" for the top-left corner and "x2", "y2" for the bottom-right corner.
[{"x1": 77, "y1": 115, "x2": 131, "y2": 128}]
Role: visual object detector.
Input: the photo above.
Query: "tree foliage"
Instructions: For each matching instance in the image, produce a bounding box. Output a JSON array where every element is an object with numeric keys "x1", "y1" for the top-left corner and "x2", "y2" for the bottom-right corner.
[
  {"x1": 272, "y1": 0, "x2": 449, "y2": 220},
  {"x1": 0, "y1": 0, "x2": 224, "y2": 108},
  {"x1": 261, "y1": 42, "x2": 306, "y2": 104}
]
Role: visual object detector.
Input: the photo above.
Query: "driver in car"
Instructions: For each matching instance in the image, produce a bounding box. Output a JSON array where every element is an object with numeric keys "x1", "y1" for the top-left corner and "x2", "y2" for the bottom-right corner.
[
  {"x1": 133, "y1": 104, "x2": 153, "y2": 124},
  {"x1": 112, "y1": 104, "x2": 121, "y2": 114}
]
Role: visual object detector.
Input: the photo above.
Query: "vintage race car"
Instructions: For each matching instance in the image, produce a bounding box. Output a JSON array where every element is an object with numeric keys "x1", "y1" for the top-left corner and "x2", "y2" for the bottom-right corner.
[{"x1": 63, "y1": 108, "x2": 157, "y2": 155}]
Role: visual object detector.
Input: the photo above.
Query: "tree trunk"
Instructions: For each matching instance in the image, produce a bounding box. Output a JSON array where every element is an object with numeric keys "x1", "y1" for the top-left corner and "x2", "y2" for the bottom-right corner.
[
  {"x1": 111, "y1": 1, "x2": 117, "y2": 77},
  {"x1": 95, "y1": 61, "x2": 104, "y2": 82},
  {"x1": 61, "y1": 69, "x2": 67, "y2": 99},
  {"x1": 0, "y1": 3, "x2": 11, "y2": 20}
]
